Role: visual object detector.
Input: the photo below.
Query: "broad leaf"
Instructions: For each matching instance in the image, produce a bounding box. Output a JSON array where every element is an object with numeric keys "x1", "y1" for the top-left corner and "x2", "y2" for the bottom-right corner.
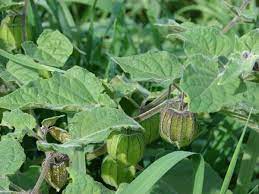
[
  {"x1": 112, "y1": 51, "x2": 182, "y2": 82},
  {"x1": 218, "y1": 53, "x2": 257, "y2": 85},
  {"x1": 180, "y1": 56, "x2": 240, "y2": 113},
  {"x1": 0, "y1": 66, "x2": 115, "y2": 111},
  {"x1": 109, "y1": 75, "x2": 141, "y2": 101},
  {"x1": 1, "y1": 109, "x2": 36, "y2": 141},
  {"x1": 181, "y1": 24, "x2": 234, "y2": 57},
  {"x1": 41, "y1": 115, "x2": 65, "y2": 128},
  {"x1": 69, "y1": 107, "x2": 141, "y2": 139},
  {"x1": 22, "y1": 29, "x2": 73, "y2": 67},
  {"x1": 0, "y1": 49, "x2": 64, "y2": 73},
  {"x1": 235, "y1": 29, "x2": 259, "y2": 54},
  {"x1": 0, "y1": 138, "x2": 25, "y2": 175},
  {"x1": 63, "y1": 168, "x2": 114, "y2": 194},
  {"x1": 6, "y1": 56, "x2": 40, "y2": 85},
  {"x1": 236, "y1": 81, "x2": 259, "y2": 112},
  {"x1": 219, "y1": 29, "x2": 259, "y2": 84},
  {"x1": 38, "y1": 107, "x2": 141, "y2": 154}
]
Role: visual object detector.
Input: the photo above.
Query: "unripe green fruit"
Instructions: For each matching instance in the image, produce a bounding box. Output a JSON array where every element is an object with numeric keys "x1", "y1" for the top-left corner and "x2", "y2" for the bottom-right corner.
[
  {"x1": 0, "y1": 16, "x2": 16, "y2": 51},
  {"x1": 46, "y1": 159, "x2": 68, "y2": 192},
  {"x1": 107, "y1": 128, "x2": 145, "y2": 165},
  {"x1": 160, "y1": 108, "x2": 197, "y2": 148},
  {"x1": 101, "y1": 155, "x2": 135, "y2": 188},
  {"x1": 38, "y1": 69, "x2": 52, "y2": 79},
  {"x1": 140, "y1": 114, "x2": 160, "y2": 144},
  {"x1": 0, "y1": 15, "x2": 31, "y2": 50}
]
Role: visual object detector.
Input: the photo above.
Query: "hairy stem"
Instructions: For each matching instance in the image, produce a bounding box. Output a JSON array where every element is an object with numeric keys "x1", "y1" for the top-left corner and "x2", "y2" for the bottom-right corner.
[
  {"x1": 30, "y1": 152, "x2": 52, "y2": 194},
  {"x1": 222, "y1": 0, "x2": 252, "y2": 33},
  {"x1": 134, "y1": 100, "x2": 168, "y2": 122},
  {"x1": 86, "y1": 144, "x2": 107, "y2": 161}
]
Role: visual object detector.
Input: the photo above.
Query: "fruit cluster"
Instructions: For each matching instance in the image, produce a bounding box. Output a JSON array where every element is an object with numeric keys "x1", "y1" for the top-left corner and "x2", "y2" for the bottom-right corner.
[{"x1": 101, "y1": 128, "x2": 145, "y2": 188}]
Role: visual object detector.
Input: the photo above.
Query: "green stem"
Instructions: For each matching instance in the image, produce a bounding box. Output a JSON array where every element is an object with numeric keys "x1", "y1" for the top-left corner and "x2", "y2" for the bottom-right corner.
[
  {"x1": 140, "y1": 84, "x2": 176, "y2": 113},
  {"x1": 31, "y1": 152, "x2": 52, "y2": 194},
  {"x1": 235, "y1": 130, "x2": 259, "y2": 194},
  {"x1": 222, "y1": 0, "x2": 252, "y2": 33},
  {"x1": 134, "y1": 100, "x2": 167, "y2": 122},
  {"x1": 86, "y1": 144, "x2": 107, "y2": 161}
]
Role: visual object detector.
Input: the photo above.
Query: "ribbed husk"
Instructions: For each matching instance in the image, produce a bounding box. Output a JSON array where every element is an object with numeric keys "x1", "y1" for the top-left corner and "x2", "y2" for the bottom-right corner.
[
  {"x1": 46, "y1": 160, "x2": 68, "y2": 192},
  {"x1": 140, "y1": 114, "x2": 160, "y2": 144},
  {"x1": 107, "y1": 128, "x2": 145, "y2": 165},
  {"x1": 160, "y1": 107, "x2": 197, "y2": 148},
  {"x1": 101, "y1": 155, "x2": 136, "y2": 188}
]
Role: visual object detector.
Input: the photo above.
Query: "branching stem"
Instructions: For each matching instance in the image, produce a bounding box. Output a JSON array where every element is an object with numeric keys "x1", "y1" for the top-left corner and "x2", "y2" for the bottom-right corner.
[{"x1": 222, "y1": 0, "x2": 252, "y2": 33}]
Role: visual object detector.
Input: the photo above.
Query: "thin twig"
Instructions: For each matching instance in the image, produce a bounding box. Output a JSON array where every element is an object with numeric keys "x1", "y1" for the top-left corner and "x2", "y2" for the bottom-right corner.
[
  {"x1": 86, "y1": 144, "x2": 107, "y2": 161},
  {"x1": 222, "y1": 0, "x2": 252, "y2": 33},
  {"x1": 136, "y1": 164, "x2": 144, "y2": 171},
  {"x1": 9, "y1": 181, "x2": 25, "y2": 192},
  {"x1": 140, "y1": 84, "x2": 177, "y2": 113},
  {"x1": 134, "y1": 100, "x2": 168, "y2": 122},
  {"x1": 30, "y1": 152, "x2": 53, "y2": 194}
]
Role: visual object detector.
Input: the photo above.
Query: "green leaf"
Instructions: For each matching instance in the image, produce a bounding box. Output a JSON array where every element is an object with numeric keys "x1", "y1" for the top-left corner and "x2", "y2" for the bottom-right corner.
[
  {"x1": 109, "y1": 75, "x2": 140, "y2": 101},
  {"x1": 218, "y1": 30, "x2": 259, "y2": 85},
  {"x1": 22, "y1": 29, "x2": 73, "y2": 67},
  {"x1": 37, "y1": 107, "x2": 141, "y2": 159},
  {"x1": 0, "y1": 66, "x2": 115, "y2": 111},
  {"x1": 0, "y1": 138, "x2": 26, "y2": 175},
  {"x1": 181, "y1": 24, "x2": 234, "y2": 57},
  {"x1": 0, "y1": 49, "x2": 64, "y2": 73},
  {"x1": 37, "y1": 107, "x2": 140, "y2": 164},
  {"x1": 180, "y1": 56, "x2": 240, "y2": 113},
  {"x1": 63, "y1": 168, "x2": 114, "y2": 194},
  {"x1": 69, "y1": 107, "x2": 141, "y2": 139},
  {"x1": 235, "y1": 29, "x2": 259, "y2": 54},
  {"x1": 236, "y1": 81, "x2": 259, "y2": 111},
  {"x1": 1, "y1": 109, "x2": 36, "y2": 141},
  {"x1": 6, "y1": 55, "x2": 40, "y2": 85},
  {"x1": 218, "y1": 53, "x2": 257, "y2": 85},
  {"x1": 0, "y1": 16, "x2": 16, "y2": 51},
  {"x1": 112, "y1": 51, "x2": 182, "y2": 82},
  {"x1": 41, "y1": 115, "x2": 65, "y2": 128},
  {"x1": 118, "y1": 151, "x2": 204, "y2": 194}
]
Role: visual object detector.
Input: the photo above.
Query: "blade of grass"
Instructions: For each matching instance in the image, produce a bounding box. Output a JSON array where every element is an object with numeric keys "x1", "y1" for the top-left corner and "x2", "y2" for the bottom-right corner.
[
  {"x1": 192, "y1": 155, "x2": 205, "y2": 194},
  {"x1": 27, "y1": 0, "x2": 43, "y2": 40},
  {"x1": 219, "y1": 107, "x2": 253, "y2": 194},
  {"x1": 119, "y1": 151, "x2": 204, "y2": 194},
  {"x1": 235, "y1": 129, "x2": 259, "y2": 194}
]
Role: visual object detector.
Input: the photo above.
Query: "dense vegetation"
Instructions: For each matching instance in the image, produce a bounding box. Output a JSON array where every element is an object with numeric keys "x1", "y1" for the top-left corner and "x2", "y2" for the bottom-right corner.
[{"x1": 0, "y1": 0, "x2": 258, "y2": 194}]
